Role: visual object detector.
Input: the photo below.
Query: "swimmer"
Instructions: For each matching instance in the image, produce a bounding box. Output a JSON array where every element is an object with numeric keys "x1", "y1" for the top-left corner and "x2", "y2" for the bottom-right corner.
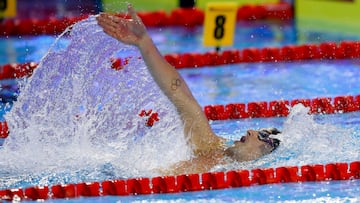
[{"x1": 96, "y1": 4, "x2": 281, "y2": 175}]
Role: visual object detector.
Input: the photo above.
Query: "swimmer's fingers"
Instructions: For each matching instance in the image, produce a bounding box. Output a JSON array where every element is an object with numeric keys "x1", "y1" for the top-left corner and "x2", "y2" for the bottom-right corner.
[
  {"x1": 97, "y1": 9, "x2": 146, "y2": 45},
  {"x1": 102, "y1": 27, "x2": 119, "y2": 40},
  {"x1": 96, "y1": 13, "x2": 114, "y2": 30},
  {"x1": 127, "y1": 4, "x2": 141, "y2": 22},
  {"x1": 97, "y1": 16, "x2": 117, "y2": 36},
  {"x1": 97, "y1": 14, "x2": 128, "y2": 38},
  {"x1": 97, "y1": 13, "x2": 124, "y2": 29},
  {"x1": 98, "y1": 16, "x2": 140, "y2": 45}
]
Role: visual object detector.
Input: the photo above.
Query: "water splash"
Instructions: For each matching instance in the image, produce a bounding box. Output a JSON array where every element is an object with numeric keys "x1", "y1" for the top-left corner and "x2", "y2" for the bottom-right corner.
[
  {"x1": 276, "y1": 104, "x2": 359, "y2": 166},
  {"x1": 1, "y1": 16, "x2": 359, "y2": 190},
  {"x1": 213, "y1": 104, "x2": 360, "y2": 171},
  {"x1": 0, "y1": 16, "x2": 190, "y2": 188}
]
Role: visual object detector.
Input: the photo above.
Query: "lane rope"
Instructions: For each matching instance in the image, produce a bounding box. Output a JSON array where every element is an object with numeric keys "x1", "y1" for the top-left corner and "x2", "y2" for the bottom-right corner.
[
  {"x1": 0, "y1": 93, "x2": 359, "y2": 139},
  {"x1": 1, "y1": 41, "x2": 360, "y2": 80},
  {"x1": 204, "y1": 94, "x2": 360, "y2": 121},
  {"x1": 0, "y1": 161, "x2": 359, "y2": 201}
]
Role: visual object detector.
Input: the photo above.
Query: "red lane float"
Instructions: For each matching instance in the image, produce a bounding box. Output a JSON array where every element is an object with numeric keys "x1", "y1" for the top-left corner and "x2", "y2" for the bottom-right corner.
[
  {"x1": 76, "y1": 182, "x2": 100, "y2": 197},
  {"x1": 137, "y1": 10, "x2": 169, "y2": 27},
  {"x1": 0, "y1": 121, "x2": 9, "y2": 138},
  {"x1": 0, "y1": 57, "x2": 127, "y2": 80},
  {"x1": 0, "y1": 3, "x2": 292, "y2": 36},
  {"x1": 1, "y1": 161, "x2": 360, "y2": 201},
  {"x1": 204, "y1": 94, "x2": 360, "y2": 121},
  {"x1": 202, "y1": 171, "x2": 227, "y2": 190},
  {"x1": 300, "y1": 164, "x2": 325, "y2": 182},
  {"x1": 226, "y1": 170, "x2": 251, "y2": 187},
  {"x1": 236, "y1": 3, "x2": 293, "y2": 21},
  {"x1": 51, "y1": 184, "x2": 76, "y2": 199},
  {"x1": 176, "y1": 174, "x2": 202, "y2": 192},
  {"x1": 169, "y1": 7, "x2": 204, "y2": 27},
  {"x1": 0, "y1": 62, "x2": 38, "y2": 80},
  {"x1": 263, "y1": 2, "x2": 293, "y2": 21},
  {"x1": 165, "y1": 41, "x2": 360, "y2": 69},
  {"x1": 151, "y1": 176, "x2": 177, "y2": 193},
  {"x1": 237, "y1": 4, "x2": 266, "y2": 21},
  {"x1": 127, "y1": 178, "x2": 151, "y2": 195},
  {"x1": 275, "y1": 166, "x2": 299, "y2": 183},
  {"x1": 24, "y1": 186, "x2": 49, "y2": 201},
  {"x1": 0, "y1": 188, "x2": 24, "y2": 201},
  {"x1": 0, "y1": 15, "x2": 88, "y2": 36},
  {"x1": 101, "y1": 180, "x2": 128, "y2": 196},
  {"x1": 139, "y1": 109, "x2": 160, "y2": 127}
]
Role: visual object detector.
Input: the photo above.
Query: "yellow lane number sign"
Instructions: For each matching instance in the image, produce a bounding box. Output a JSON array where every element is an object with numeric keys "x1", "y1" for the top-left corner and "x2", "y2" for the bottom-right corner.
[
  {"x1": 0, "y1": 0, "x2": 16, "y2": 18},
  {"x1": 203, "y1": 2, "x2": 237, "y2": 48}
]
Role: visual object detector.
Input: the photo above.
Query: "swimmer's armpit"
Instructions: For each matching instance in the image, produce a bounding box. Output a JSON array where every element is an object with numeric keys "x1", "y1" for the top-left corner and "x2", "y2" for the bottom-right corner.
[{"x1": 171, "y1": 78, "x2": 182, "y2": 91}]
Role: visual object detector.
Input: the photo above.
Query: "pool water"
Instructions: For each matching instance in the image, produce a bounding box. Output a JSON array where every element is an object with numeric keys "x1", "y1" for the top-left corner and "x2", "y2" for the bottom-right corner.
[
  {"x1": 181, "y1": 59, "x2": 360, "y2": 106},
  {"x1": 0, "y1": 16, "x2": 360, "y2": 202}
]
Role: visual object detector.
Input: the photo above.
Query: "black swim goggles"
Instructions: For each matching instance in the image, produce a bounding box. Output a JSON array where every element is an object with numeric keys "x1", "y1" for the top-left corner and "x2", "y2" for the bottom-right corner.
[{"x1": 257, "y1": 129, "x2": 281, "y2": 152}]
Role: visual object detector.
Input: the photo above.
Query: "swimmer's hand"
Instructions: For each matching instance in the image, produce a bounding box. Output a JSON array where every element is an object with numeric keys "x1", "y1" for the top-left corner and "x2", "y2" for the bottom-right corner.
[{"x1": 96, "y1": 4, "x2": 147, "y2": 47}]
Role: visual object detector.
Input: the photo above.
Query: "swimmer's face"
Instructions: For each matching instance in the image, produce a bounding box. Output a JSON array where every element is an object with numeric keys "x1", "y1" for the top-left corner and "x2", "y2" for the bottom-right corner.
[{"x1": 224, "y1": 129, "x2": 280, "y2": 161}]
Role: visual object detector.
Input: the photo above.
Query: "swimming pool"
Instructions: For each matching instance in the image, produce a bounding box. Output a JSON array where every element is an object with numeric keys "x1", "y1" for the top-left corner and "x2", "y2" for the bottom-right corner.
[{"x1": 1, "y1": 14, "x2": 360, "y2": 203}]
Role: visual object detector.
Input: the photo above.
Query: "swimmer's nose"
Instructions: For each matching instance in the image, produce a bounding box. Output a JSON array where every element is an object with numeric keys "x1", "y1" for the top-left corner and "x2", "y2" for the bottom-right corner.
[
  {"x1": 246, "y1": 130, "x2": 256, "y2": 136},
  {"x1": 238, "y1": 136, "x2": 246, "y2": 143}
]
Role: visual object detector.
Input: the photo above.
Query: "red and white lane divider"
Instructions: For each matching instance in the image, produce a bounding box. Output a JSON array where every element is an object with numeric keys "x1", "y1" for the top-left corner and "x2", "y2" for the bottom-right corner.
[
  {"x1": 1, "y1": 41, "x2": 360, "y2": 80},
  {"x1": 0, "y1": 161, "x2": 359, "y2": 201},
  {"x1": 0, "y1": 94, "x2": 359, "y2": 139},
  {"x1": 164, "y1": 41, "x2": 360, "y2": 69},
  {"x1": 0, "y1": 122, "x2": 8, "y2": 139},
  {"x1": 204, "y1": 95, "x2": 360, "y2": 121}
]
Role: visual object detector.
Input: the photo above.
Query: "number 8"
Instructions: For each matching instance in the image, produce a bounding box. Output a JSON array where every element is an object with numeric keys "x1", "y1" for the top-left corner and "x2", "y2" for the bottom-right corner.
[{"x1": 214, "y1": 15, "x2": 226, "y2": 39}]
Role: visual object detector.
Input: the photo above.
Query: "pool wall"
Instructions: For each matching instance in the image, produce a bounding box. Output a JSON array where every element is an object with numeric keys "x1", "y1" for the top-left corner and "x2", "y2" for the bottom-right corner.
[
  {"x1": 296, "y1": 0, "x2": 360, "y2": 37},
  {"x1": 0, "y1": 2, "x2": 292, "y2": 37},
  {"x1": 101, "y1": 0, "x2": 280, "y2": 12}
]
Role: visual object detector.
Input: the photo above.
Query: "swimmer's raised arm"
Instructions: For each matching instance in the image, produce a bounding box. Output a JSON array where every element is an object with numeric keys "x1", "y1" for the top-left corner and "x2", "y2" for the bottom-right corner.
[{"x1": 96, "y1": 4, "x2": 224, "y2": 154}]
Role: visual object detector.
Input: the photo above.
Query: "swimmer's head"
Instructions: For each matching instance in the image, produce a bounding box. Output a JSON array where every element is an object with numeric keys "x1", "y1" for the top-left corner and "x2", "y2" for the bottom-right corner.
[{"x1": 224, "y1": 128, "x2": 281, "y2": 162}]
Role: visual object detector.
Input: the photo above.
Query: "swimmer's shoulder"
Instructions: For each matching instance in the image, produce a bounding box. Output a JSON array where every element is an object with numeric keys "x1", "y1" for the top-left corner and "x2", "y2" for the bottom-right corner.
[
  {"x1": 191, "y1": 134, "x2": 226, "y2": 156},
  {"x1": 162, "y1": 149, "x2": 225, "y2": 175}
]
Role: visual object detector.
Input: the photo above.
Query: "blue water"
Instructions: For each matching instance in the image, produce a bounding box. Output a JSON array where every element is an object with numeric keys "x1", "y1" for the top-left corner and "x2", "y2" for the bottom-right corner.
[
  {"x1": 1, "y1": 16, "x2": 360, "y2": 203},
  {"x1": 181, "y1": 59, "x2": 360, "y2": 106}
]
